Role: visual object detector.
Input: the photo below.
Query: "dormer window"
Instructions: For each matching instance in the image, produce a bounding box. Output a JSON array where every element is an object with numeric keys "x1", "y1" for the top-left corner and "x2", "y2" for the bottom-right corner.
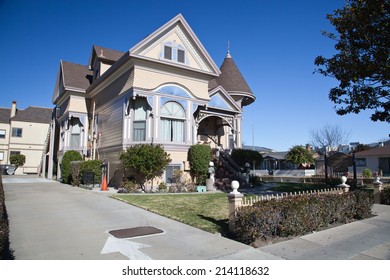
[
  {"x1": 177, "y1": 49, "x2": 185, "y2": 63},
  {"x1": 162, "y1": 42, "x2": 186, "y2": 64}
]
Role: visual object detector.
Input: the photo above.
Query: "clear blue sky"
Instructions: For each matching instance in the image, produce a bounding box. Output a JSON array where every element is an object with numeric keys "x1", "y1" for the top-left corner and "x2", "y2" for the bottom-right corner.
[{"x1": 1, "y1": 0, "x2": 388, "y2": 151}]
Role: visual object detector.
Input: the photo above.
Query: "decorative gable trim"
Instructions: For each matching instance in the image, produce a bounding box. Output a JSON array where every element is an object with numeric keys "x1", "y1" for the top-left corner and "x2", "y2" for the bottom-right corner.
[
  {"x1": 208, "y1": 86, "x2": 242, "y2": 113},
  {"x1": 129, "y1": 14, "x2": 221, "y2": 76}
]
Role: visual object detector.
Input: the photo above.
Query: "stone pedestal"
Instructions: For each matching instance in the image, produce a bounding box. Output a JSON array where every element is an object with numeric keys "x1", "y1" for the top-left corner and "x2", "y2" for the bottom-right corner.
[
  {"x1": 227, "y1": 180, "x2": 244, "y2": 232},
  {"x1": 206, "y1": 179, "x2": 215, "y2": 191},
  {"x1": 373, "y1": 177, "x2": 383, "y2": 204},
  {"x1": 338, "y1": 175, "x2": 350, "y2": 192}
]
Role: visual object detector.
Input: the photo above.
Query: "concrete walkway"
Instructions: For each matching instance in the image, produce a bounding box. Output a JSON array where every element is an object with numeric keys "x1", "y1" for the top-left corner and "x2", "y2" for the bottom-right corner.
[{"x1": 3, "y1": 175, "x2": 390, "y2": 260}]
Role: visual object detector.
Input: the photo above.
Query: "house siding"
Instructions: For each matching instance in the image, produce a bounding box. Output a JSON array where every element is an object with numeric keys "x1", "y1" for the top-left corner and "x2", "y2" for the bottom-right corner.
[{"x1": 97, "y1": 97, "x2": 124, "y2": 154}]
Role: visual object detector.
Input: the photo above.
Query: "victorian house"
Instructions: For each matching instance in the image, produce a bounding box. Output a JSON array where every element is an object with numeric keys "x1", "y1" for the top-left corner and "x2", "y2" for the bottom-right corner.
[{"x1": 48, "y1": 14, "x2": 255, "y2": 184}]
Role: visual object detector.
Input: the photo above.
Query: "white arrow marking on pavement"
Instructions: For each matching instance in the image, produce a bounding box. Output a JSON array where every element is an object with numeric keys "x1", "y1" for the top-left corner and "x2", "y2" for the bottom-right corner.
[{"x1": 101, "y1": 235, "x2": 152, "y2": 260}]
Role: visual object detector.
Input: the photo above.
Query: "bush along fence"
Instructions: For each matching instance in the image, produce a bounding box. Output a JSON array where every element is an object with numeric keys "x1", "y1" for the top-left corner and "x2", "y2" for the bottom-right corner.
[
  {"x1": 227, "y1": 179, "x2": 374, "y2": 245},
  {"x1": 0, "y1": 174, "x2": 14, "y2": 259}
]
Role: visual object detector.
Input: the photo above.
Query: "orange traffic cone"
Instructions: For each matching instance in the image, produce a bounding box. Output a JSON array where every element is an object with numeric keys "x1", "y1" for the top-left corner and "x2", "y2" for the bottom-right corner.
[{"x1": 101, "y1": 174, "x2": 108, "y2": 191}]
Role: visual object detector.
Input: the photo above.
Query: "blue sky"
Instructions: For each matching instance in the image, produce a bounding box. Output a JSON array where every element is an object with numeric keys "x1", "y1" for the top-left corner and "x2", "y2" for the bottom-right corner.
[{"x1": 0, "y1": 0, "x2": 388, "y2": 151}]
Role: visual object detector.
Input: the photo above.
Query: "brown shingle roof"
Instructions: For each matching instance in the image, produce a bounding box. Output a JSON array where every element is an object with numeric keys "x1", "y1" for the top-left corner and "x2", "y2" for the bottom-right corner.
[
  {"x1": 93, "y1": 45, "x2": 125, "y2": 63},
  {"x1": 215, "y1": 54, "x2": 254, "y2": 106},
  {"x1": 355, "y1": 145, "x2": 390, "y2": 157},
  {"x1": 217, "y1": 56, "x2": 252, "y2": 93},
  {"x1": 208, "y1": 78, "x2": 220, "y2": 91},
  {"x1": 12, "y1": 106, "x2": 52, "y2": 124},
  {"x1": 62, "y1": 61, "x2": 92, "y2": 91},
  {"x1": 0, "y1": 108, "x2": 10, "y2": 124}
]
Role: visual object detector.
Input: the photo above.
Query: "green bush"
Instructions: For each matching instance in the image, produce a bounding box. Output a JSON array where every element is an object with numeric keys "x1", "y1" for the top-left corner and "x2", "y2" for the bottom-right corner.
[
  {"x1": 120, "y1": 180, "x2": 140, "y2": 193},
  {"x1": 235, "y1": 191, "x2": 374, "y2": 244},
  {"x1": 362, "y1": 169, "x2": 372, "y2": 178},
  {"x1": 9, "y1": 154, "x2": 26, "y2": 169},
  {"x1": 80, "y1": 160, "x2": 102, "y2": 184},
  {"x1": 61, "y1": 150, "x2": 82, "y2": 184},
  {"x1": 0, "y1": 174, "x2": 14, "y2": 259},
  {"x1": 381, "y1": 187, "x2": 390, "y2": 205},
  {"x1": 120, "y1": 144, "x2": 171, "y2": 190},
  {"x1": 188, "y1": 144, "x2": 211, "y2": 185}
]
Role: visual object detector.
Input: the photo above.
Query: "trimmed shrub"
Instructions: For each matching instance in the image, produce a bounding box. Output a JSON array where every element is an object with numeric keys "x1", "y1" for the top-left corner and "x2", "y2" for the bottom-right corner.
[
  {"x1": 9, "y1": 154, "x2": 26, "y2": 170},
  {"x1": 80, "y1": 160, "x2": 102, "y2": 184},
  {"x1": 120, "y1": 144, "x2": 171, "y2": 190},
  {"x1": 0, "y1": 174, "x2": 14, "y2": 259},
  {"x1": 60, "y1": 150, "x2": 82, "y2": 184},
  {"x1": 235, "y1": 191, "x2": 374, "y2": 245},
  {"x1": 188, "y1": 144, "x2": 211, "y2": 185}
]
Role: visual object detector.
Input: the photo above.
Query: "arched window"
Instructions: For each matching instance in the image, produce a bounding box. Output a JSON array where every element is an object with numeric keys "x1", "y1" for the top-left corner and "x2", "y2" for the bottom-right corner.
[{"x1": 160, "y1": 101, "x2": 185, "y2": 143}]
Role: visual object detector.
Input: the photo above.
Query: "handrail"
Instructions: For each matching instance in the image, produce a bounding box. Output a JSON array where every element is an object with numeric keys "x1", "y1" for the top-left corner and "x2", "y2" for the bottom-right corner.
[{"x1": 198, "y1": 133, "x2": 242, "y2": 179}]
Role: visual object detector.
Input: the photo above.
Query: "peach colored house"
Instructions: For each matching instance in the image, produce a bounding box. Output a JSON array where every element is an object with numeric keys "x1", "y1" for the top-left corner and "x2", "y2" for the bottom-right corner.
[{"x1": 49, "y1": 14, "x2": 255, "y2": 185}]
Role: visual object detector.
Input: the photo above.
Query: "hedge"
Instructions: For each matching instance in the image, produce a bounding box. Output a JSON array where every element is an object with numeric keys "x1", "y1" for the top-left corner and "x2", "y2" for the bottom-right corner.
[
  {"x1": 234, "y1": 191, "x2": 374, "y2": 245},
  {"x1": 0, "y1": 173, "x2": 14, "y2": 259}
]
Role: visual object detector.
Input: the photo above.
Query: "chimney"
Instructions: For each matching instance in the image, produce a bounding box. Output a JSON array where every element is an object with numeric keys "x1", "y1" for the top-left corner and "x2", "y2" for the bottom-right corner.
[{"x1": 10, "y1": 101, "x2": 17, "y2": 118}]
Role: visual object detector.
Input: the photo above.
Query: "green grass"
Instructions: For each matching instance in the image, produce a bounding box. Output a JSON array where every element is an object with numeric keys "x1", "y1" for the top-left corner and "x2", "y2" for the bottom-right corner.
[
  {"x1": 113, "y1": 193, "x2": 231, "y2": 234},
  {"x1": 270, "y1": 182, "x2": 330, "y2": 193}
]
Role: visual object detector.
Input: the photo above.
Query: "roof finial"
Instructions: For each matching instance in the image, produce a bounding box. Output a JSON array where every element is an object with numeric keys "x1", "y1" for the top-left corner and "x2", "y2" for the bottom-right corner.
[{"x1": 226, "y1": 40, "x2": 231, "y2": 58}]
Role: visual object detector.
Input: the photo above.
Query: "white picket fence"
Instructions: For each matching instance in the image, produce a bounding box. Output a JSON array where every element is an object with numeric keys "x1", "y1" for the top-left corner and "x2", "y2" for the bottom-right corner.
[{"x1": 239, "y1": 187, "x2": 343, "y2": 208}]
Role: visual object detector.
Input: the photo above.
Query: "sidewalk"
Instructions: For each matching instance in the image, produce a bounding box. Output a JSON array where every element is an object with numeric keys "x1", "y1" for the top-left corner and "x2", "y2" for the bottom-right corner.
[{"x1": 3, "y1": 175, "x2": 390, "y2": 260}]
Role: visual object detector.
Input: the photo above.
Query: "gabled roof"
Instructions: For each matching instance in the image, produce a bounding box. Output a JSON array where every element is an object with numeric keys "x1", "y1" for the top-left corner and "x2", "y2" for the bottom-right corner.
[
  {"x1": 11, "y1": 107, "x2": 52, "y2": 124},
  {"x1": 355, "y1": 145, "x2": 390, "y2": 157},
  {"x1": 88, "y1": 45, "x2": 126, "y2": 69},
  {"x1": 0, "y1": 108, "x2": 10, "y2": 124},
  {"x1": 215, "y1": 52, "x2": 255, "y2": 106},
  {"x1": 53, "y1": 61, "x2": 93, "y2": 103},
  {"x1": 129, "y1": 14, "x2": 221, "y2": 76},
  {"x1": 62, "y1": 61, "x2": 92, "y2": 90},
  {"x1": 208, "y1": 85, "x2": 242, "y2": 112}
]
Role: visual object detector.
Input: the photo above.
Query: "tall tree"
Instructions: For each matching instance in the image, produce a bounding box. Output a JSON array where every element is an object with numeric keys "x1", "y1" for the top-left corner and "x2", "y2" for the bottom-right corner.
[
  {"x1": 310, "y1": 124, "x2": 351, "y2": 151},
  {"x1": 314, "y1": 0, "x2": 390, "y2": 122},
  {"x1": 286, "y1": 145, "x2": 314, "y2": 167}
]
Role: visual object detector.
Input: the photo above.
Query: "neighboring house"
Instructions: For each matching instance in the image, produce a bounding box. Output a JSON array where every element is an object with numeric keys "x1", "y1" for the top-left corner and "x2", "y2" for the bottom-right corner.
[
  {"x1": 261, "y1": 151, "x2": 294, "y2": 171},
  {"x1": 349, "y1": 145, "x2": 390, "y2": 176},
  {"x1": 0, "y1": 101, "x2": 52, "y2": 174},
  {"x1": 0, "y1": 107, "x2": 11, "y2": 164},
  {"x1": 49, "y1": 14, "x2": 255, "y2": 185}
]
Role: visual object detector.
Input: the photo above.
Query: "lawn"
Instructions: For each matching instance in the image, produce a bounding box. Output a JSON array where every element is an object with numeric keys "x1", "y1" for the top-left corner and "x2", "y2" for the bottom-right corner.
[
  {"x1": 113, "y1": 193, "x2": 231, "y2": 235},
  {"x1": 270, "y1": 182, "x2": 333, "y2": 193}
]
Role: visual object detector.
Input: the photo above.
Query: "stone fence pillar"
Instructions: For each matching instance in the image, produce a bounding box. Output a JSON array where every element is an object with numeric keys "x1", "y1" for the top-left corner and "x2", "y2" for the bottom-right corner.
[
  {"x1": 228, "y1": 180, "x2": 243, "y2": 232},
  {"x1": 373, "y1": 176, "x2": 383, "y2": 204}
]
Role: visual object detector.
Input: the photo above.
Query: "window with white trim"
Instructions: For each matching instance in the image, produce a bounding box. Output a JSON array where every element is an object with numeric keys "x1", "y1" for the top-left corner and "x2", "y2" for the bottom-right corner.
[
  {"x1": 133, "y1": 98, "x2": 147, "y2": 141},
  {"x1": 12, "y1": 127, "x2": 22, "y2": 137},
  {"x1": 356, "y1": 158, "x2": 366, "y2": 167},
  {"x1": 0, "y1": 129, "x2": 5, "y2": 139},
  {"x1": 69, "y1": 117, "x2": 83, "y2": 149},
  {"x1": 163, "y1": 43, "x2": 186, "y2": 64},
  {"x1": 165, "y1": 165, "x2": 181, "y2": 184},
  {"x1": 0, "y1": 151, "x2": 4, "y2": 161},
  {"x1": 160, "y1": 102, "x2": 185, "y2": 143}
]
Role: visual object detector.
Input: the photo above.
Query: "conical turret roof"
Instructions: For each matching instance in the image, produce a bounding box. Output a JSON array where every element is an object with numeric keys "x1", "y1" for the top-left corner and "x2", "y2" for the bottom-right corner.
[{"x1": 214, "y1": 51, "x2": 255, "y2": 106}]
